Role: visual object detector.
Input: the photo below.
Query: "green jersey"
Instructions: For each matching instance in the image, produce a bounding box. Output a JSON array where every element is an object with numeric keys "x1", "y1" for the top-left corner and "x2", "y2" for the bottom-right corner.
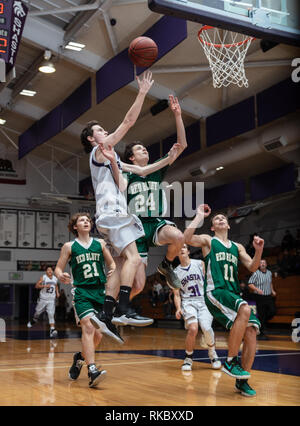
[
  {"x1": 70, "y1": 238, "x2": 107, "y2": 290},
  {"x1": 204, "y1": 237, "x2": 240, "y2": 294},
  {"x1": 125, "y1": 160, "x2": 169, "y2": 221}
]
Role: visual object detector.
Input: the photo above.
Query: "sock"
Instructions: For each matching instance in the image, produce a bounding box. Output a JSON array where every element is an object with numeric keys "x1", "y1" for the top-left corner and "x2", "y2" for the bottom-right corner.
[
  {"x1": 227, "y1": 356, "x2": 233, "y2": 363},
  {"x1": 88, "y1": 363, "x2": 97, "y2": 372},
  {"x1": 171, "y1": 257, "x2": 180, "y2": 269},
  {"x1": 50, "y1": 326, "x2": 55, "y2": 331},
  {"x1": 118, "y1": 286, "x2": 131, "y2": 313},
  {"x1": 103, "y1": 295, "x2": 116, "y2": 319},
  {"x1": 185, "y1": 351, "x2": 193, "y2": 359},
  {"x1": 163, "y1": 256, "x2": 173, "y2": 266}
]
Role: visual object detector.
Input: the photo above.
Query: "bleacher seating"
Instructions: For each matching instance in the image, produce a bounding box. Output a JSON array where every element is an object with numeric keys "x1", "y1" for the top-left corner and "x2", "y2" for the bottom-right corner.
[{"x1": 269, "y1": 275, "x2": 300, "y2": 324}]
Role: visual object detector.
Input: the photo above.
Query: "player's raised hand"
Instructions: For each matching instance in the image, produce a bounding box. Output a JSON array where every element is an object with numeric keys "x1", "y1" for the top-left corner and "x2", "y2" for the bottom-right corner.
[
  {"x1": 196, "y1": 204, "x2": 211, "y2": 218},
  {"x1": 136, "y1": 71, "x2": 154, "y2": 94},
  {"x1": 99, "y1": 144, "x2": 116, "y2": 163},
  {"x1": 253, "y1": 235, "x2": 264, "y2": 251},
  {"x1": 169, "y1": 95, "x2": 181, "y2": 116}
]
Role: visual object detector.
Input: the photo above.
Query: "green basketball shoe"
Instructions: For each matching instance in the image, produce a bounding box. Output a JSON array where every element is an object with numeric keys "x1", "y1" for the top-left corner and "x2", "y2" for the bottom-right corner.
[
  {"x1": 222, "y1": 357, "x2": 251, "y2": 379},
  {"x1": 235, "y1": 379, "x2": 256, "y2": 397}
]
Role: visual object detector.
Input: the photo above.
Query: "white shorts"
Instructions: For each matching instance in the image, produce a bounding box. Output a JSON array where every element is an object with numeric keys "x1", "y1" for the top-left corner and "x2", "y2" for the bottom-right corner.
[
  {"x1": 182, "y1": 297, "x2": 213, "y2": 330},
  {"x1": 96, "y1": 213, "x2": 145, "y2": 256},
  {"x1": 34, "y1": 298, "x2": 56, "y2": 324}
]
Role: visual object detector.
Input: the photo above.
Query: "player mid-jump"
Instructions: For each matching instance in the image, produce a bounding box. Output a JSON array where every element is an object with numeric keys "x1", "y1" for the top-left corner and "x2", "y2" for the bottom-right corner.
[{"x1": 184, "y1": 204, "x2": 264, "y2": 397}]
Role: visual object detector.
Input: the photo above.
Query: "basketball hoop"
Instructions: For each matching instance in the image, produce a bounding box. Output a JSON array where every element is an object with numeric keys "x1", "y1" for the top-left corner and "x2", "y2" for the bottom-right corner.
[{"x1": 198, "y1": 26, "x2": 255, "y2": 88}]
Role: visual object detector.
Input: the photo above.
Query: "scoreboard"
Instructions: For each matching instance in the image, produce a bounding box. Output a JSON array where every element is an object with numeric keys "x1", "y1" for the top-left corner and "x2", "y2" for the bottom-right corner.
[{"x1": 0, "y1": 0, "x2": 28, "y2": 74}]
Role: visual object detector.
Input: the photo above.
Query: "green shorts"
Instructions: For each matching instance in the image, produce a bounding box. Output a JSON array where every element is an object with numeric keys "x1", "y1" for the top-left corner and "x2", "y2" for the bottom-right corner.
[
  {"x1": 204, "y1": 288, "x2": 261, "y2": 334},
  {"x1": 73, "y1": 285, "x2": 105, "y2": 322},
  {"x1": 136, "y1": 218, "x2": 176, "y2": 264}
]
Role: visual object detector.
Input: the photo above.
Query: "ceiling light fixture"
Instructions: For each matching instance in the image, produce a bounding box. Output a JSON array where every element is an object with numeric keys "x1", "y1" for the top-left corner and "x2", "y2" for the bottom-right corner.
[
  {"x1": 39, "y1": 50, "x2": 56, "y2": 74},
  {"x1": 20, "y1": 89, "x2": 37, "y2": 97},
  {"x1": 65, "y1": 41, "x2": 86, "y2": 51},
  {"x1": 216, "y1": 166, "x2": 224, "y2": 171},
  {"x1": 0, "y1": 118, "x2": 6, "y2": 125}
]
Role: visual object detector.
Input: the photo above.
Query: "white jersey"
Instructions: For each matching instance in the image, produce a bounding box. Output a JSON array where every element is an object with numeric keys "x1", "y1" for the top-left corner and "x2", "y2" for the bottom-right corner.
[
  {"x1": 174, "y1": 259, "x2": 205, "y2": 300},
  {"x1": 90, "y1": 146, "x2": 128, "y2": 223},
  {"x1": 39, "y1": 274, "x2": 58, "y2": 300}
]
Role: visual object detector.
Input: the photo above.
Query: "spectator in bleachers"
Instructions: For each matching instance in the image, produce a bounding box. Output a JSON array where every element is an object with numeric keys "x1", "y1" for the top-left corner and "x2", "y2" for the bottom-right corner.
[
  {"x1": 150, "y1": 278, "x2": 164, "y2": 307},
  {"x1": 278, "y1": 249, "x2": 296, "y2": 278},
  {"x1": 281, "y1": 230, "x2": 295, "y2": 251},
  {"x1": 294, "y1": 248, "x2": 300, "y2": 275}
]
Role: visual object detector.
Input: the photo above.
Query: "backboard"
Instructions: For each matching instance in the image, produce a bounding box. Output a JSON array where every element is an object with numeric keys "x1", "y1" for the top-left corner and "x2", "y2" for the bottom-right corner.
[{"x1": 148, "y1": 0, "x2": 300, "y2": 46}]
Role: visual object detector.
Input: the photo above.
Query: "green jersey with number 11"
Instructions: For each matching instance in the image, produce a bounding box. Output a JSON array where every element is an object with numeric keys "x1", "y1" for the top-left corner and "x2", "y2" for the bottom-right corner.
[
  {"x1": 70, "y1": 238, "x2": 107, "y2": 290},
  {"x1": 204, "y1": 237, "x2": 240, "y2": 294}
]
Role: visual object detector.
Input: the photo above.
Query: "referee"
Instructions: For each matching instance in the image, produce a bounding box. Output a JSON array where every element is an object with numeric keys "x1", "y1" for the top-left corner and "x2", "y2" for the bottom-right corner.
[{"x1": 248, "y1": 259, "x2": 277, "y2": 340}]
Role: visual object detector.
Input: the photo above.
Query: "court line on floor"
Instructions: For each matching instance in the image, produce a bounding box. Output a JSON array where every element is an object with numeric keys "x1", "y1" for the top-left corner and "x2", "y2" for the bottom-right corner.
[{"x1": 0, "y1": 352, "x2": 299, "y2": 373}]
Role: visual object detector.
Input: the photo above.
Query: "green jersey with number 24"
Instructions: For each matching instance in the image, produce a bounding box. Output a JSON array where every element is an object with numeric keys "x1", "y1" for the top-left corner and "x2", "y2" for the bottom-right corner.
[{"x1": 124, "y1": 162, "x2": 169, "y2": 221}]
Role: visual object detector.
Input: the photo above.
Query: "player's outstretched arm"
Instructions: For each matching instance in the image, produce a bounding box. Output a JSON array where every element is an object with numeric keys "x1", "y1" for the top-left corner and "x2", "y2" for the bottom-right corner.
[
  {"x1": 121, "y1": 143, "x2": 181, "y2": 177},
  {"x1": 238, "y1": 236, "x2": 264, "y2": 273},
  {"x1": 103, "y1": 71, "x2": 154, "y2": 149},
  {"x1": 169, "y1": 95, "x2": 187, "y2": 161},
  {"x1": 184, "y1": 204, "x2": 212, "y2": 249},
  {"x1": 55, "y1": 242, "x2": 72, "y2": 284}
]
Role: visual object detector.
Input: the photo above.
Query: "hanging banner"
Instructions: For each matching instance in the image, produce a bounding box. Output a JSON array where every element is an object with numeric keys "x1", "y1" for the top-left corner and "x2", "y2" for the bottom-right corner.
[
  {"x1": 36, "y1": 211, "x2": 53, "y2": 249},
  {"x1": 0, "y1": 0, "x2": 28, "y2": 70},
  {"x1": 0, "y1": 209, "x2": 17, "y2": 247},
  {"x1": 18, "y1": 210, "x2": 35, "y2": 248},
  {"x1": 53, "y1": 212, "x2": 70, "y2": 249},
  {"x1": 0, "y1": 152, "x2": 26, "y2": 184}
]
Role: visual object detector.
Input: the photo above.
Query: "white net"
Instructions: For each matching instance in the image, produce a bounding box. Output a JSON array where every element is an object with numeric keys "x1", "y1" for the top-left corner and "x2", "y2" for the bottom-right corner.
[{"x1": 198, "y1": 26, "x2": 255, "y2": 88}]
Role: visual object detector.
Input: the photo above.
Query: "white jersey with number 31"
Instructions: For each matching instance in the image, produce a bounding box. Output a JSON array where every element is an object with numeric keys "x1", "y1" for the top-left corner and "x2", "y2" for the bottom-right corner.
[{"x1": 174, "y1": 259, "x2": 205, "y2": 299}]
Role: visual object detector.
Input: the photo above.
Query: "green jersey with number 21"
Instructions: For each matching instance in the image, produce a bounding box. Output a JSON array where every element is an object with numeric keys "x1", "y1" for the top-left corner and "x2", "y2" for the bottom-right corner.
[{"x1": 70, "y1": 238, "x2": 107, "y2": 289}]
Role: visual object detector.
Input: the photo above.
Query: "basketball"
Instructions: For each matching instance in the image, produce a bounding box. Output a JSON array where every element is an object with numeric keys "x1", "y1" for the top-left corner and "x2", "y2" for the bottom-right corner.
[{"x1": 128, "y1": 36, "x2": 158, "y2": 67}]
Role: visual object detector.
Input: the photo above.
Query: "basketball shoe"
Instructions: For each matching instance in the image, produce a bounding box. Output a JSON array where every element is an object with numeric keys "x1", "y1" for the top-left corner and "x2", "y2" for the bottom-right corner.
[
  {"x1": 208, "y1": 348, "x2": 222, "y2": 369},
  {"x1": 50, "y1": 328, "x2": 58, "y2": 338},
  {"x1": 90, "y1": 311, "x2": 124, "y2": 344},
  {"x1": 69, "y1": 352, "x2": 85, "y2": 381},
  {"x1": 112, "y1": 305, "x2": 153, "y2": 327},
  {"x1": 222, "y1": 356, "x2": 251, "y2": 379},
  {"x1": 181, "y1": 357, "x2": 193, "y2": 371},
  {"x1": 157, "y1": 260, "x2": 181, "y2": 289},
  {"x1": 88, "y1": 365, "x2": 107, "y2": 388},
  {"x1": 235, "y1": 379, "x2": 256, "y2": 397}
]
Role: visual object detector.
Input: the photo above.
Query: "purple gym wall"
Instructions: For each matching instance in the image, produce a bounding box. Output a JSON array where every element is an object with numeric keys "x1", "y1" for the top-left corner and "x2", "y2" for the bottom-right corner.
[{"x1": 19, "y1": 78, "x2": 91, "y2": 159}]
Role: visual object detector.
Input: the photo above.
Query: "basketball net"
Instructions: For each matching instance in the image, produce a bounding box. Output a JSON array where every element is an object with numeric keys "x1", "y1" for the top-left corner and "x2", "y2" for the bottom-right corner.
[{"x1": 198, "y1": 26, "x2": 255, "y2": 88}]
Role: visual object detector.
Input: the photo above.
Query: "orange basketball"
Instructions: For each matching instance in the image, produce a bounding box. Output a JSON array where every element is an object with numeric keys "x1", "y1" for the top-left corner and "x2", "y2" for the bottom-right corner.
[{"x1": 128, "y1": 36, "x2": 158, "y2": 68}]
